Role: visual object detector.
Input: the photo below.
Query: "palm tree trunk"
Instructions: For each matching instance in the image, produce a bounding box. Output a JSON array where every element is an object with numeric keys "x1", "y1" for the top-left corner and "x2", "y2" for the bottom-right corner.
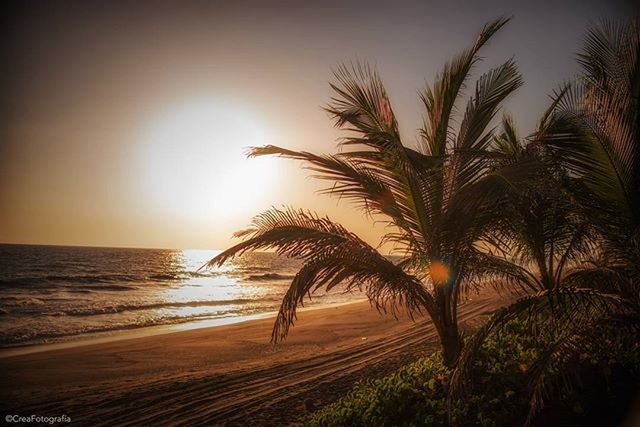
[
  {"x1": 432, "y1": 275, "x2": 464, "y2": 367},
  {"x1": 439, "y1": 320, "x2": 463, "y2": 367}
]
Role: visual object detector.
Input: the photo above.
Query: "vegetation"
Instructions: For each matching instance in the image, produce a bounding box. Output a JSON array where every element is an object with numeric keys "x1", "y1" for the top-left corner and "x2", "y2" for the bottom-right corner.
[
  {"x1": 305, "y1": 319, "x2": 640, "y2": 426},
  {"x1": 207, "y1": 17, "x2": 530, "y2": 366},
  {"x1": 206, "y1": 17, "x2": 640, "y2": 425}
]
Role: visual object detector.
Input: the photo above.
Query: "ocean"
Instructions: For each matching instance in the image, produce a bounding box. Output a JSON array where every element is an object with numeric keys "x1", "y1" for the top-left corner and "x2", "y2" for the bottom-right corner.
[{"x1": 0, "y1": 244, "x2": 364, "y2": 348}]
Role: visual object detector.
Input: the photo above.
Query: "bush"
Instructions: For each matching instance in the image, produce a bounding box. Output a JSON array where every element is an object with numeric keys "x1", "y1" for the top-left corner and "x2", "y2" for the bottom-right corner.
[
  {"x1": 305, "y1": 352, "x2": 447, "y2": 427},
  {"x1": 305, "y1": 321, "x2": 539, "y2": 426},
  {"x1": 305, "y1": 321, "x2": 640, "y2": 426}
]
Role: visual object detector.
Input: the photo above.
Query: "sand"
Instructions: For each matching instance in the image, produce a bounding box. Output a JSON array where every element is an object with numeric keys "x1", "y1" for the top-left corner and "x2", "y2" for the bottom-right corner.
[{"x1": 0, "y1": 293, "x2": 501, "y2": 426}]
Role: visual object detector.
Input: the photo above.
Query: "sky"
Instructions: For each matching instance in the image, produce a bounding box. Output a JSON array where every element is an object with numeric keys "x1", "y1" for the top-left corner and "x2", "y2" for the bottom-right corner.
[{"x1": 0, "y1": 0, "x2": 635, "y2": 250}]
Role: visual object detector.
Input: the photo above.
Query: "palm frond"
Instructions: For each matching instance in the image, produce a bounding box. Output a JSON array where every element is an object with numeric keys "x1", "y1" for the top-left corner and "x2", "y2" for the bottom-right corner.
[
  {"x1": 492, "y1": 114, "x2": 522, "y2": 160},
  {"x1": 204, "y1": 207, "x2": 434, "y2": 342},
  {"x1": 271, "y1": 249, "x2": 434, "y2": 341},
  {"x1": 248, "y1": 145, "x2": 405, "y2": 219},
  {"x1": 448, "y1": 288, "x2": 620, "y2": 403},
  {"x1": 452, "y1": 58, "x2": 523, "y2": 192},
  {"x1": 323, "y1": 62, "x2": 447, "y2": 253},
  {"x1": 464, "y1": 249, "x2": 541, "y2": 295},
  {"x1": 420, "y1": 17, "x2": 512, "y2": 157},
  {"x1": 206, "y1": 207, "x2": 357, "y2": 266},
  {"x1": 247, "y1": 144, "x2": 435, "y2": 252},
  {"x1": 541, "y1": 20, "x2": 640, "y2": 252},
  {"x1": 327, "y1": 62, "x2": 400, "y2": 146},
  {"x1": 442, "y1": 158, "x2": 542, "y2": 249}
]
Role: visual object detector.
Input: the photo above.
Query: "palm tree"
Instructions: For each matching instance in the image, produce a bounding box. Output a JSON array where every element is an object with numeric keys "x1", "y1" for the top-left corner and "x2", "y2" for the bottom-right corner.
[
  {"x1": 544, "y1": 20, "x2": 640, "y2": 301},
  {"x1": 205, "y1": 17, "x2": 524, "y2": 367},
  {"x1": 470, "y1": 109, "x2": 595, "y2": 295},
  {"x1": 449, "y1": 20, "x2": 640, "y2": 424},
  {"x1": 447, "y1": 106, "x2": 610, "y2": 417}
]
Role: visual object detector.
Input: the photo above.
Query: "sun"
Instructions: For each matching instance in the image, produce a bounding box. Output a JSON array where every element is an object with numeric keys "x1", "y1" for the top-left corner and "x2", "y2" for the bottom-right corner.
[{"x1": 140, "y1": 99, "x2": 275, "y2": 222}]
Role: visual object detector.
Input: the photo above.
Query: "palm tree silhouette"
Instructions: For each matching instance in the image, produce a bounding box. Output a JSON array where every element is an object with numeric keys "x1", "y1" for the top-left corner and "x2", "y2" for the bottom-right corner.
[
  {"x1": 206, "y1": 17, "x2": 525, "y2": 366},
  {"x1": 469, "y1": 109, "x2": 595, "y2": 294},
  {"x1": 449, "y1": 20, "x2": 639, "y2": 423},
  {"x1": 544, "y1": 20, "x2": 640, "y2": 301}
]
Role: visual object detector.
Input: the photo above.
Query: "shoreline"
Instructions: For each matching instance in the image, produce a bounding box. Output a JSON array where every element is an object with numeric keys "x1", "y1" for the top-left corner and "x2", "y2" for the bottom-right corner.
[{"x1": 0, "y1": 297, "x2": 369, "y2": 358}]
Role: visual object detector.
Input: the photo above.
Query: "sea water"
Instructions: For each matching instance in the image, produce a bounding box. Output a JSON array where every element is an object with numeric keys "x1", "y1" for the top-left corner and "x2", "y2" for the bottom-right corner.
[{"x1": 0, "y1": 244, "x2": 364, "y2": 347}]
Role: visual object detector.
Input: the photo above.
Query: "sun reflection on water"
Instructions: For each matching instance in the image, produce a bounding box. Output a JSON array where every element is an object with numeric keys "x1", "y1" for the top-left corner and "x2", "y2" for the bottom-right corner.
[
  {"x1": 0, "y1": 246, "x2": 366, "y2": 347},
  {"x1": 158, "y1": 249, "x2": 274, "y2": 319}
]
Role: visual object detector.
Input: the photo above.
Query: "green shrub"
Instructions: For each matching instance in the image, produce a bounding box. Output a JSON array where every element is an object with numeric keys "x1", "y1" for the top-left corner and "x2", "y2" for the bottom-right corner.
[
  {"x1": 305, "y1": 321, "x2": 640, "y2": 426},
  {"x1": 305, "y1": 321, "x2": 539, "y2": 427},
  {"x1": 305, "y1": 352, "x2": 447, "y2": 427}
]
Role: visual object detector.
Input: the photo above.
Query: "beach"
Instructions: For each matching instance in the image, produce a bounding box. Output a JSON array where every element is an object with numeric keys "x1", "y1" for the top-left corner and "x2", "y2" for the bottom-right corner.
[
  {"x1": 3, "y1": 4, "x2": 637, "y2": 426},
  {"x1": 0, "y1": 292, "x2": 501, "y2": 426}
]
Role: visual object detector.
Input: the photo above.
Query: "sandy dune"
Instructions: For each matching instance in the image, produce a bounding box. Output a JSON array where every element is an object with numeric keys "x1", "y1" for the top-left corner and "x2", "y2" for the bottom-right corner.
[{"x1": 1, "y1": 293, "x2": 500, "y2": 426}]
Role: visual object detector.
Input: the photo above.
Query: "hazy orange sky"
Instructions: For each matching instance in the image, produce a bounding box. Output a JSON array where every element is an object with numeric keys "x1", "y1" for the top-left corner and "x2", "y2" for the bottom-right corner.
[{"x1": 1, "y1": 0, "x2": 634, "y2": 250}]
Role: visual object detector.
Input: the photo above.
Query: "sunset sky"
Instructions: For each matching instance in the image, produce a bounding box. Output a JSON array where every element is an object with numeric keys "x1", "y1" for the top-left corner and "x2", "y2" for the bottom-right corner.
[{"x1": 1, "y1": 0, "x2": 634, "y2": 250}]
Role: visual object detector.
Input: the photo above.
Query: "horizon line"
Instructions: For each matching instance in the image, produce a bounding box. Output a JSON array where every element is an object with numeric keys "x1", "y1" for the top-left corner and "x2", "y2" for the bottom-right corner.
[{"x1": 0, "y1": 241, "x2": 223, "y2": 252}]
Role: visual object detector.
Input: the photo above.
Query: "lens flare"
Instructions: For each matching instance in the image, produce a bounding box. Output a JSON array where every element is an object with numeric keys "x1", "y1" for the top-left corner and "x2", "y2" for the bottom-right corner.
[{"x1": 429, "y1": 261, "x2": 450, "y2": 284}]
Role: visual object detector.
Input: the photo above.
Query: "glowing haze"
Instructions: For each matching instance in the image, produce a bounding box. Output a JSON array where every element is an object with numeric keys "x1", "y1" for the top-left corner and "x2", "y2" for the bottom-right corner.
[
  {"x1": 0, "y1": 0, "x2": 633, "y2": 250},
  {"x1": 139, "y1": 99, "x2": 275, "y2": 222}
]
